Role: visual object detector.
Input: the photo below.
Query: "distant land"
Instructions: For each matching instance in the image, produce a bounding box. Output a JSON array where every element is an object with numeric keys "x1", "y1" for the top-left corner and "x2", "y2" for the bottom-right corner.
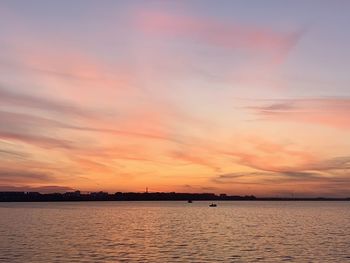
[{"x1": 0, "y1": 191, "x2": 349, "y2": 202}]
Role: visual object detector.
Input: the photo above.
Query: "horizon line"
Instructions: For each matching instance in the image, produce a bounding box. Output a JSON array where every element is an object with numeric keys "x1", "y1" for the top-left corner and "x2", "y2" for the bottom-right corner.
[{"x1": 0, "y1": 190, "x2": 349, "y2": 200}]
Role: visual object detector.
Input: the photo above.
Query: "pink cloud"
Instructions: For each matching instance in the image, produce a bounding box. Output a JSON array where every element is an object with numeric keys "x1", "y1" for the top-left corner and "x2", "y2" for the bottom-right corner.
[
  {"x1": 253, "y1": 98, "x2": 350, "y2": 130},
  {"x1": 134, "y1": 9, "x2": 303, "y2": 59},
  {"x1": 169, "y1": 149, "x2": 220, "y2": 171},
  {"x1": 221, "y1": 137, "x2": 317, "y2": 173}
]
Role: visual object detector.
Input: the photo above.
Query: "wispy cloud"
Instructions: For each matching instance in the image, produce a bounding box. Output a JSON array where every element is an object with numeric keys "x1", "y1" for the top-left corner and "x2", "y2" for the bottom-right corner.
[
  {"x1": 134, "y1": 9, "x2": 303, "y2": 60},
  {"x1": 0, "y1": 185, "x2": 74, "y2": 193},
  {"x1": 0, "y1": 169, "x2": 57, "y2": 184},
  {"x1": 211, "y1": 153, "x2": 350, "y2": 196},
  {"x1": 221, "y1": 144, "x2": 315, "y2": 173},
  {"x1": 0, "y1": 148, "x2": 28, "y2": 158},
  {"x1": 0, "y1": 86, "x2": 93, "y2": 118},
  {"x1": 250, "y1": 98, "x2": 350, "y2": 130},
  {"x1": 0, "y1": 1, "x2": 348, "y2": 196},
  {"x1": 169, "y1": 149, "x2": 220, "y2": 171},
  {"x1": 0, "y1": 131, "x2": 74, "y2": 149},
  {"x1": 0, "y1": 110, "x2": 185, "y2": 146},
  {"x1": 211, "y1": 171, "x2": 350, "y2": 196}
]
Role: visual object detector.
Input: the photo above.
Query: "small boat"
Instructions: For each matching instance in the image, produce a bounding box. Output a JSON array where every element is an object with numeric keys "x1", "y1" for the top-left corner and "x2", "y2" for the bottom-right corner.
[
  {"x1": 187, "y1": 200, "x2": 193, "y2": 203},
  {"x1": 209, "y1": 203, "x2": 217, "y2": 207}
]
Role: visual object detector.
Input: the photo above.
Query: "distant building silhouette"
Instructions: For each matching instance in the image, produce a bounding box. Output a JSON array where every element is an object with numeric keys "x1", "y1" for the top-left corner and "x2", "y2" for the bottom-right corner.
[{"x1": 0, "y1": 191, "x2": 349, "y2": 202}]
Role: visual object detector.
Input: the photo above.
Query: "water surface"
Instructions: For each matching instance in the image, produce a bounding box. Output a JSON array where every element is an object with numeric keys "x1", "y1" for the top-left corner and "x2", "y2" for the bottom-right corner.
[{"x1": 0, "y1": 201, "x2": 349, "y2": 262}]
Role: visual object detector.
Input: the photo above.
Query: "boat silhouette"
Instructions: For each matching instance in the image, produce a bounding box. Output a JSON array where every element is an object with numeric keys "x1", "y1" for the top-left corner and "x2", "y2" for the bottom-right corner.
[{"x1": 209, "y1": 203, "x2": 217, "y2": 207}]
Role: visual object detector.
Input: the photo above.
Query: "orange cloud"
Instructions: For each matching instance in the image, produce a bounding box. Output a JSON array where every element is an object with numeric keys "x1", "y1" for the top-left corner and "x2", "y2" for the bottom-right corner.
[
  {"x1": 6, "y1": 47, "x2": 137, "y2": 106},
  {"x1": 169, "y1": 149, "x2": 220, "y2": 171},
  {"x1": 1, "y1": 3, "x2": 348, "y2": 197},
  {"x1": 211, "y1": 170, "x2": 350, "y2": 197},
  {"x1": 252, "y1": 98, "x2": 350, "y2": 130}
]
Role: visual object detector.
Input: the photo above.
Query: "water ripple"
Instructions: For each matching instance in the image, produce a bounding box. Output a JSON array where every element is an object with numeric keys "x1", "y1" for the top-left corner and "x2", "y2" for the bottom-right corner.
[{"x1": 0, "y1": 201, "x2": 349, "y2": 262}]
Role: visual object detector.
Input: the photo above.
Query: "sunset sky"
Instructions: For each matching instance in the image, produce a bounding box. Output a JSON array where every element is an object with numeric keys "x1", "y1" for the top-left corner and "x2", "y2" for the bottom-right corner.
[{"x1": 1, "y1": 0, "x2": 350, "y2": 197}]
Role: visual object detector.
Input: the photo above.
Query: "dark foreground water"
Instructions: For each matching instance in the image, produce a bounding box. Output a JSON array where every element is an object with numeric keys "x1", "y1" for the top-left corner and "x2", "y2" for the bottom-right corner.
[{"x1": 0, "y1": 201, "x2": 349, "y2": 262}]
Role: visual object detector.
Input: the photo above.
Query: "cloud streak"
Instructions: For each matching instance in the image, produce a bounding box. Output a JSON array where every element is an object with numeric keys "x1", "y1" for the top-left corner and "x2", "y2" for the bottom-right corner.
[
  {"x1": 135, "y1": 9, "x2": 303, "y2": 59},
  {"x1": 0, "y1": 110, "x2": 185, "y2": 146},
  {"x1": 0, "y1": 1, "x2": 348, "y2": 196},
  {"x1": 0, "y1": 169, "x2": 57, "y2": 184},
  {"x1": 0, "y1": 185, "x2": 74, "y2": 193},
  {"x1": 0, "y1": 86, "x2": 94, "y2": 118},
  {"x1": 251, "y1": 98, "x2": 350, "y2": 130}
]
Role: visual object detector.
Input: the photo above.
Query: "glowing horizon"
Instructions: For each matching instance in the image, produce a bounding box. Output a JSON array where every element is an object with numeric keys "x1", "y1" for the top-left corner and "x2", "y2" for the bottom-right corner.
[{"x1": 1, "y1": 0, "x2": 350, "y2": 197}]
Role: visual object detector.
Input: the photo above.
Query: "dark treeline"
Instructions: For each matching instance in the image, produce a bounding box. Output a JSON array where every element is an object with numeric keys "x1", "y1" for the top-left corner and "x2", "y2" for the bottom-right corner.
[
  {"x1": 0, "y1": 191, "x2": 349, "y2": 202},
  {"x1": 0, "y1": 191, "x2": 256, "y2": 202}
]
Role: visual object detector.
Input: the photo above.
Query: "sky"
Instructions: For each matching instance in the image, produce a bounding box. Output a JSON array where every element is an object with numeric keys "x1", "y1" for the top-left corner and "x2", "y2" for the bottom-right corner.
[{"x1": 0, "y1": 0, "x2": 350, "y2": 197}]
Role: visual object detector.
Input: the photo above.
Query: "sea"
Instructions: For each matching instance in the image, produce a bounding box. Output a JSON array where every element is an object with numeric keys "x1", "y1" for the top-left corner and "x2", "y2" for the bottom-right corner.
[{"x1": 0, "y1": 201, "x2": 349, "y2": 262}]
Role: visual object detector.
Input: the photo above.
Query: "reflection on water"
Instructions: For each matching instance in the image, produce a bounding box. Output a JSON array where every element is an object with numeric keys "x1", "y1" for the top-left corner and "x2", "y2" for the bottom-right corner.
[{"x1": 0, "y1": 201, "x2": 349, "y2": 262}]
